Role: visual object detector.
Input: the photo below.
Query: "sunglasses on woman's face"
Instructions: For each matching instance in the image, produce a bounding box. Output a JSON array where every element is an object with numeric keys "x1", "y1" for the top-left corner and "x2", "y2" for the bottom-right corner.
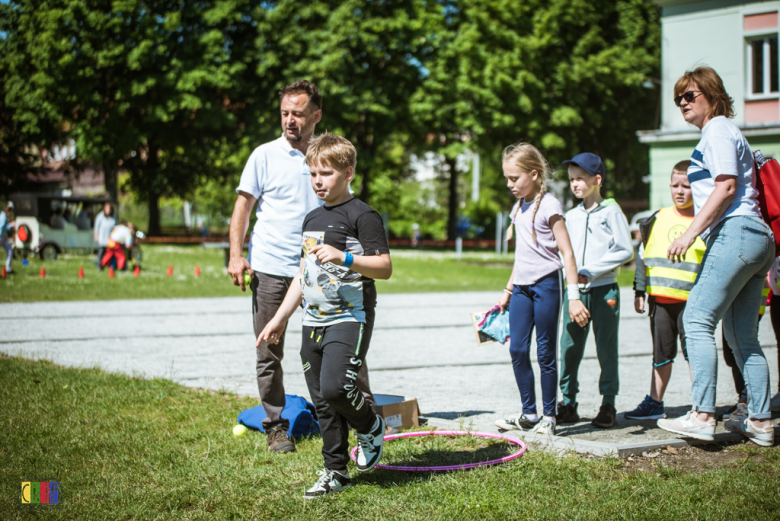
[{"x1": 674, "y1": 90, "x2": 702, "y2": 107}]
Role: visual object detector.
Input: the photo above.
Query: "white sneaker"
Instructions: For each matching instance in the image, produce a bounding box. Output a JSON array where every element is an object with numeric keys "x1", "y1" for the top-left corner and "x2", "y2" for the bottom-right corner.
[
  {"x1": 303, "y1": 469, "x2": 351, "y2": 499},
  {"x1": 770, "y1": 391, "x2": 780, "y2": 412},
  {"x1": 657, "y1": 410, "x2": 715, "y2": 441},
  {"x1": 355, "y1": 416, "x2": 385, "y2": 472},
  {"x1": 529, "y1": 417, "x2": 556, "y2": 436},
  {"x1": 725, "y1": 418, "x2": 775, "y2": 447},
  {"x1": 495, "y1": 414, "x2": 538, "y2": 432}
]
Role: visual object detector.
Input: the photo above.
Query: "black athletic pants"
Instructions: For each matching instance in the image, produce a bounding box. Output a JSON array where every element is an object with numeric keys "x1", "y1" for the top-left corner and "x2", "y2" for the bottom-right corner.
[{"x1": 301, "y1": 310, "x2": 378, "y2": 470}]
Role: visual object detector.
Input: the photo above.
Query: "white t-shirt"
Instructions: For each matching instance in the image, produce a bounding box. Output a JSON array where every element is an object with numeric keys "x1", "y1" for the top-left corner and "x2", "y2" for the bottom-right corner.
[
  {"x1": 236, "y1": 135, "x2": 324, "y2": 277},
  {"x1": 687, "y1": 116, "x2": 761, "y2": 238},
  {"x1": 109, "y1": 225, "x2": 133, "y2": 247}
]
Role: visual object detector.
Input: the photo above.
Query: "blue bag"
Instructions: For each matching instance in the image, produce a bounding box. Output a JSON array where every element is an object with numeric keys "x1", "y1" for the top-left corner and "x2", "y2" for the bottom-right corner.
[
  {"x1": 478, "y1": 306, "x2": 511, "y2": 344},
  {"x1": 237, "y1": 394, "x2": 320, "y2": 438}
]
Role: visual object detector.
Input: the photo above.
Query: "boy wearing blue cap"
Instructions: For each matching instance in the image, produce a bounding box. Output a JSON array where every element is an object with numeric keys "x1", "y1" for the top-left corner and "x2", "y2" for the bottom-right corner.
[{"x1": 557, "y1": 153, "x2": 634, "y2": 429}]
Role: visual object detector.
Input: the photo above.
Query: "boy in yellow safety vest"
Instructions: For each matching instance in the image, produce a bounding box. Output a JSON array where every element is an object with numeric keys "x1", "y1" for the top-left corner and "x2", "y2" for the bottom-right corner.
[{"x1": 627, "y1": 160, "x2": 705, "y2": 420}]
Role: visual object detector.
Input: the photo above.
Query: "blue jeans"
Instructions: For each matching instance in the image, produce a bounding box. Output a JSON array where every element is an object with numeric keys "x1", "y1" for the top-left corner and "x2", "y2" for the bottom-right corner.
[
  {"x1": 684, "y1": 216, "x2": 774, "y2": 419},
  {"x1": 508, "y1": 270, "x2": 562, "y2": 417}
]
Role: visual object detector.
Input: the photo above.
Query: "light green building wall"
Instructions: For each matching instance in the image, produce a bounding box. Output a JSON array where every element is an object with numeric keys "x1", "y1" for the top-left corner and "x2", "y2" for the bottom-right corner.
[{"x1": 649, "y1": 136, "x2": 780, "y2": 210}]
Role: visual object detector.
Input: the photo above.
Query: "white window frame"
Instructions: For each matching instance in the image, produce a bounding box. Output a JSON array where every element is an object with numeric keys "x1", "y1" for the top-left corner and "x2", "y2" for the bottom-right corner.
[{"x1": 746, "y1": 32, "x2": 779, "y2": 100}]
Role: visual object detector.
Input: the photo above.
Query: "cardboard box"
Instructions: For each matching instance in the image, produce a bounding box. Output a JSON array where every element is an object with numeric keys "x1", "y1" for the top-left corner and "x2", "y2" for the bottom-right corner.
[{"x1": 372, "y1": 394, "x2": 420, "y2": 430}]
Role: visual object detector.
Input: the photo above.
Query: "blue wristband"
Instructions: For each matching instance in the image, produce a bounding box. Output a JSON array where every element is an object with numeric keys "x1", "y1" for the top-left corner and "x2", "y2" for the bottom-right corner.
[{"x1": 343, "y1": 251, "x2": 354, "y2": 269}]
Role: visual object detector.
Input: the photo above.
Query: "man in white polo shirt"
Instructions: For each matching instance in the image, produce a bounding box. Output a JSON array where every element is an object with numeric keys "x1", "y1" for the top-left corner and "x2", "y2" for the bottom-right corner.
[{"x1": 228, "y1": 81, "x2": 375, "y2": 454}]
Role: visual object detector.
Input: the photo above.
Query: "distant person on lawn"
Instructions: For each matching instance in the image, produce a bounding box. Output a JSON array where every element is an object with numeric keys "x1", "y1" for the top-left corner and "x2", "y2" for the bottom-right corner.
[
  {"x1": 1, "y1": 201, "x2": 15, "y2": 274},
  {"x1": 94, "y1": 203, "x2": 115, "y2": 270},
  {"x1": 228, "y1": 80, "x2": 374, "y2": 455}
]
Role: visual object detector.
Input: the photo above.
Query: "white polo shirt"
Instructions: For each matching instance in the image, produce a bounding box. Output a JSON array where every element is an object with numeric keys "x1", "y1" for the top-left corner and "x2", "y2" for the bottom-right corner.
[{"x1": 236, "y1": 135, "x2": 324, "y2": 277}]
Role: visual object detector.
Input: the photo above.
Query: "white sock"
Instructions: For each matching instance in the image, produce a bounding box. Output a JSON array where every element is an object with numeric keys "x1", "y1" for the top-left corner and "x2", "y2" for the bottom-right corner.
[
  {"x1": 544, "y1": 415, "x2": 557, "y2": 425},
  {"x1": 523, "y1": 413, "x2": 539, "y2": 423}
]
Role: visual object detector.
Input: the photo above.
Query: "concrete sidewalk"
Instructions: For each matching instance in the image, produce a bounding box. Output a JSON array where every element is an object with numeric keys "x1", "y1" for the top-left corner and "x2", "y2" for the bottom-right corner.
[{"x1": 2, "y1": 288, "x2": 778, "y2": 454}]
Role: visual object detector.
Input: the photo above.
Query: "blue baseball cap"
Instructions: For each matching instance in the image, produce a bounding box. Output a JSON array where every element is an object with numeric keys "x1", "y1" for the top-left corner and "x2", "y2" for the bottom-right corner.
[{"x1": 562, "y1": 153, "x2": 605, "y2": 177}]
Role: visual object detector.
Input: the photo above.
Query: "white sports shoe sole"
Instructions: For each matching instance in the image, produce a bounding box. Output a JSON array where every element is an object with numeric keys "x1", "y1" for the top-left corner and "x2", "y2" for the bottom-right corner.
[
  {"x1": 657, "y1": 418, "x2": 715, "y2": 441},
  {"x1": 725, "y1": 419, "x2": 774, "y2": 447}
]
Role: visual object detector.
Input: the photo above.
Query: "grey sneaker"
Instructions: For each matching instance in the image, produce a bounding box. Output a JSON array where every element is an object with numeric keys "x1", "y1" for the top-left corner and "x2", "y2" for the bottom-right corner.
[
  {"x1": 303, "y1": 469, "x2": 351, "y2": 499},
  {"x1": 495, "y1": 414, "x2": 539, "y2": 432},
  {"x1": 657, "y1": 410, "x2": 715, "y2": 441},
  {"x1": 355, "y1": 416, "x2": 385, "y2": 472},
  {"x1": 529, "y1": 417, "x2": 556, "y2": 435},
  {"x1": 724, "y1": 403, "x2": 748, "y2": 422},
  {"x1": 725, "y1": 417, "x2": 774, "y2": 447}
]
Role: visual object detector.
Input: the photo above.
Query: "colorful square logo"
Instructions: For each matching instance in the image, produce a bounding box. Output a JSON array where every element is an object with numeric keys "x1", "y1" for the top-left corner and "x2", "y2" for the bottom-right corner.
[{"x1": 20, "y1": 481, "x2": 59, "y2": 508}]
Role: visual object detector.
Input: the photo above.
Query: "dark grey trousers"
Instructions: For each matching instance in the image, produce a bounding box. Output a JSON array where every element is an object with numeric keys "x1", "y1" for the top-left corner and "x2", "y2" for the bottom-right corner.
[{"x1": 251, "y1": 271, "x2": 375, "y2": 432}]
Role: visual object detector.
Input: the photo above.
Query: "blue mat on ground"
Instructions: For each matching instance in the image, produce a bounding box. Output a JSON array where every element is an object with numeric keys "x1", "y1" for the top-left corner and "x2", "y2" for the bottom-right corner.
[{"x1": 237, "y1": 394, "x2": 320, "y2": 438}]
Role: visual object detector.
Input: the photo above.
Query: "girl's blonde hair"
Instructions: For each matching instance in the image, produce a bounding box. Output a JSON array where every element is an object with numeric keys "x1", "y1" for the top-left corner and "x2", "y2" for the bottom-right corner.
[{"x1": 502, "y1": 142, "x2": 552, "y2": 243}]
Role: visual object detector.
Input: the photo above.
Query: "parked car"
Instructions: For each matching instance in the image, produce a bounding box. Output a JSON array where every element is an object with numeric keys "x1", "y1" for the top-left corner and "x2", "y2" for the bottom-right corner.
[{"x1": 11, "y1": 193, "x2": 116, "y2": 260}]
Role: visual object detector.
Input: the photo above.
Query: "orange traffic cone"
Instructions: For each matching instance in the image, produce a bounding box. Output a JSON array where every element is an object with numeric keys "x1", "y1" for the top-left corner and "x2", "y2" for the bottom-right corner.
[
  {"x1": 133, "y1": 265, "x2": 140, "y2": 277},
  {"x1": 78, "y1": 266, "x2": 84, "y2": 279},
  {"x1": 195, "y1": 265, "x2": 201, "y2": 277},
  {"x1": 1, "y1": 267, "x2": 5, "y2": 278},
  {"x1": 167, "y1": 265, "x2": 173, "y2": 277},
  {"x1": 108, "y1": 266, "x2": 115, "y2": 278},
  {"x1": 40, "y1": 266, "x2": 46, "y2": 278}
]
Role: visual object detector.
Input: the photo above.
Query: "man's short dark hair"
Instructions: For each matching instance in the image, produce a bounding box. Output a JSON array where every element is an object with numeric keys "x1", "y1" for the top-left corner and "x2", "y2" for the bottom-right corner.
[{"x1": 279, "y1": 80, "x2": 322, "y2": 110}]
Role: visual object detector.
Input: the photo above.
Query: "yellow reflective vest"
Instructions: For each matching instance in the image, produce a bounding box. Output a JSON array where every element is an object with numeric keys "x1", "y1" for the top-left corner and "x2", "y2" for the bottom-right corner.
[{"x1": 644, "y1": 207, "x2": 706, "y2": 301}]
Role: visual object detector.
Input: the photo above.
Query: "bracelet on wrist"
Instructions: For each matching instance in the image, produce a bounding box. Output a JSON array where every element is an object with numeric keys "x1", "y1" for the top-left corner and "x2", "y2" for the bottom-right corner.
[
  {"x1": 567, "y1": 284, "x2": 581, "y2": 301},
  {"x1": 343, "y1": 251, "x2": 354, "y2": 269},
  {"x1": 503, "y1": 288, "x2": 513, "y2": 295}
]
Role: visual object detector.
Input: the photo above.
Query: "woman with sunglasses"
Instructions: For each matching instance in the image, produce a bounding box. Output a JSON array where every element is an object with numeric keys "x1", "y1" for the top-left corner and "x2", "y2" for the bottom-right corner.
[{"x1": 656, "y1": 66, "x2": 775, "y2": 447}]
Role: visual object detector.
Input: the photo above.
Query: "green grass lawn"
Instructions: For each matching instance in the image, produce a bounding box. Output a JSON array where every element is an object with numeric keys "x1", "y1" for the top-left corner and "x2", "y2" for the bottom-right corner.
[
  {"x1": 2, "y1": 354, "x2": 779, "y2": 520},
  {"x1": 0, "y1": 246, "x2": 635, "y2": 302}
]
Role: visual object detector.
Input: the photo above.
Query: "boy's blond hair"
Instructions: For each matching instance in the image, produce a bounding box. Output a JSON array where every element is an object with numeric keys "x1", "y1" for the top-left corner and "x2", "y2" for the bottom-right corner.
[
  {"x1": 305, "y1": 132, "x2": 357, "y2": 172},
  {"x1": 671, "y1": 160, "x2": 691, "y2": 178}
]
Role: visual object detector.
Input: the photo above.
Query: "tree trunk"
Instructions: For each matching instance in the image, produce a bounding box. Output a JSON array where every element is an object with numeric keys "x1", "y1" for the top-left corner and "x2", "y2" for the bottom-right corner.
[
  {"x1": 446, "y1": 156, "x2": 458, "y2": 241},
  {"x1": 103, "y1": 164, "x2": 118, "y2": 201},
  {"x1": 148, "y1": 191, "x2": 161, "y2": 236},
  {"x1": 146, "y1": 143, "x2": 162, "y2": 236}
]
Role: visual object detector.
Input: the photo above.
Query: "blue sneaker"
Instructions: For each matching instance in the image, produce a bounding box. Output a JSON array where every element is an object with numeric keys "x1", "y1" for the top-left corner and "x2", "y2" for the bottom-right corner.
[{"x1": 625, "y1": 395, "x2": 666, "y2": 420}]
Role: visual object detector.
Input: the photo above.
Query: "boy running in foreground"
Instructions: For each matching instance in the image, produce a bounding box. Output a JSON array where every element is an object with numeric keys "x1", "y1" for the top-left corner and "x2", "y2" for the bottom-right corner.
[{"x1": 257, "y1": 133, "x2": 391, "y2": 498}]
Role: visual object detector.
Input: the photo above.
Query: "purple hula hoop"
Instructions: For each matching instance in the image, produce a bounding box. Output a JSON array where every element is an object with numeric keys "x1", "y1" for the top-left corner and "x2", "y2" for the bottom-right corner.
[{"x1": 349, "y1": 430, "x2": 527, "y2": 472}]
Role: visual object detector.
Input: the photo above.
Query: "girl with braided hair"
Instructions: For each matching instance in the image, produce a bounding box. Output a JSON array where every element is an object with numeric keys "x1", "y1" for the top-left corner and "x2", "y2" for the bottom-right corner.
[{"x1": 495, "y1": 143, "x2": 589, "y2": 436}]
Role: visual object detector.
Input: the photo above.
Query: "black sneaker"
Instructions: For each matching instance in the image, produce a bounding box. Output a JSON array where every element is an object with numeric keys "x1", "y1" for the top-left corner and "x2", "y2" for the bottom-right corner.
[
  {"x1": 303, "y1": 469, "x2": 352, "y2": 499},
  {"x1": 267, "y1": 426, "x2": 296, "y2": 453},
  {"x1": 592, "y1": 403, "x2": 618, "y2": 429},
  {"x1": 556, "y1": 401, "x2": 580, "y2": 424},
  {"x1": 355, "y1": 416, "x2": 385, "y2": 472}
]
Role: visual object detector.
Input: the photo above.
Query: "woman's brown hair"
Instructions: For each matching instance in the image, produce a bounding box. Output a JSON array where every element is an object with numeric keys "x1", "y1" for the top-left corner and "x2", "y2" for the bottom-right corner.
[{"x1": 674, "y1": 66, "x2": 734, "y2": 119}]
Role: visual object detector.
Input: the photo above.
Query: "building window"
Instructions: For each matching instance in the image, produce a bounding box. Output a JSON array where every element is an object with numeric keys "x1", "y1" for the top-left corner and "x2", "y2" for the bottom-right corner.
[{"x1": 748, "y1": 36, "x2": 778, "y2": 95}]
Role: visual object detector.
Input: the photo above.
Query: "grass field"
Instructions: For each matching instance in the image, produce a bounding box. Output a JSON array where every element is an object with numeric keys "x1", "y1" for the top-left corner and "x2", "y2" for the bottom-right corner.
[
  {"x1": 0, "y1": 246, "x2": 635, "y2": 302},
  {"x1": 2, "y1": 354, "x2": 779, "y2": 520}
]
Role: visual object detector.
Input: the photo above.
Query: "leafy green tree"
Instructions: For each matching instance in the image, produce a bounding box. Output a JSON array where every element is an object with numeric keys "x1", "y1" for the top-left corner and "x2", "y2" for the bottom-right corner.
[
  {"x1": 1, "y1": 0, "x2": 258, "y2": 235},
  {"x1": 412, "y1": 0, "x2": 660, "y2": 239},
  {"x1": 252, "y1": 0, "x2": 436, "y2": 204}
]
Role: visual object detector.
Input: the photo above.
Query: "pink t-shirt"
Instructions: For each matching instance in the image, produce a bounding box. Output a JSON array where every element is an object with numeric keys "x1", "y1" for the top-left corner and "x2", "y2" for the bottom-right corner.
[{"x1": 511, "y1": 193, "x2": 565, "y2": 286}]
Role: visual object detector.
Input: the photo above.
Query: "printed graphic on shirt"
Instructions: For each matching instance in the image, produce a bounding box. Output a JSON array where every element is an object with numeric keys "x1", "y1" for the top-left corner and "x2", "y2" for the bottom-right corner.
[{"x1": 300, "y1": 231, "x2": 366, "y2": 325}]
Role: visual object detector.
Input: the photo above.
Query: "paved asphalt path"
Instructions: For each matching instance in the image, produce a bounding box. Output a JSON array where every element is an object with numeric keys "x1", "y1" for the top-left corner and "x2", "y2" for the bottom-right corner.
[{"x1": 2, "y1": 288, "x2": 777, "y2": 444}]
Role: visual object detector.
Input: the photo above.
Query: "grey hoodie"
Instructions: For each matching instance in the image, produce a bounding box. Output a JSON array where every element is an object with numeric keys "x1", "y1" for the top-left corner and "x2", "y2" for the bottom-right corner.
[{"x1": 565, "y1": 199, "x2": 634, "y2": 290}]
